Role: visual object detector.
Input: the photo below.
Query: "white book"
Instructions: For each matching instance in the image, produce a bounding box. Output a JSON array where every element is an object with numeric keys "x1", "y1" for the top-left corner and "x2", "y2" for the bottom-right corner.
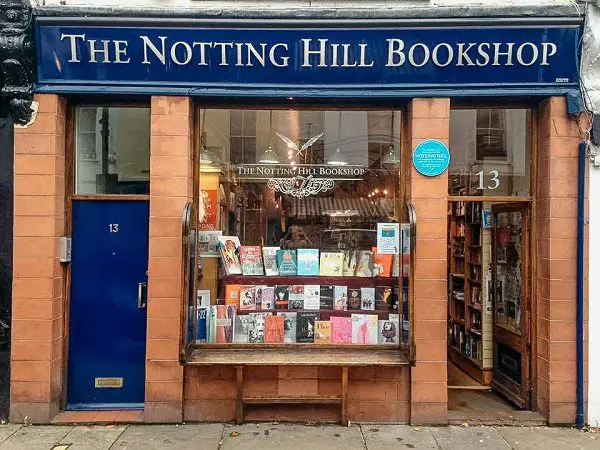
[
  {"x1": 351, "y1": 314, "x2": 378, "y2": 345},
  {"x1": 303, "y1": 285, "x2": 321, "y2": 310},
  {"x1": 360, "y1": 287, "x2": 375, "y2": 311},
  {"x1": 262, "y1": 246, "x2": 280, "y2": 276},
  {"x1": 378, "y1": 314, "x2": 400, "y2": 344}
]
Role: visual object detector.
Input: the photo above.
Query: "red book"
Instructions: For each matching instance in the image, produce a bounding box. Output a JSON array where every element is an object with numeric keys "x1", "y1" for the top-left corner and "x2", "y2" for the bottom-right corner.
[
  {"x1": 265, "y1": 315, "x2": 285, "y2": 343},
  {"x1": 372, "y1": 247, "x2": 392, "y2": 278},
  {"x1": 240, "y1": 245, "x2": 265, "y2": 276}
]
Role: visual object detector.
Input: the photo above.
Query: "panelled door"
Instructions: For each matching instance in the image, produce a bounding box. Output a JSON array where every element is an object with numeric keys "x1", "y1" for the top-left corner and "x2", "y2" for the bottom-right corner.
[
  {"x1": 67, "y1": 200, "x2": 149, "y2": 409},
  {"x1": 491, "y1": 203, "x2": 531, "y2": 409}
]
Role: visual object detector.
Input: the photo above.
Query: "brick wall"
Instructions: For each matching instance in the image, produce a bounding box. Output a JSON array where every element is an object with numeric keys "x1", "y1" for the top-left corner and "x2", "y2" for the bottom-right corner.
[
  {"x1": 145, "y1": 96, "x2": 193, "y2": 422},
  {"x1": 10, "y1": 94, "x2": 66, "y2": 423},
  {"x1": 407, "y1": 98, "x2": 450, "y2": 424}
]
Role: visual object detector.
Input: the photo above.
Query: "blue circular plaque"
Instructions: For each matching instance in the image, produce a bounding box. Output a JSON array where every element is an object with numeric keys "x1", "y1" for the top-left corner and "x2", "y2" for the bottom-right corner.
[{"x1": 412, "y1": 139, "x2": 450, "y2": 177}]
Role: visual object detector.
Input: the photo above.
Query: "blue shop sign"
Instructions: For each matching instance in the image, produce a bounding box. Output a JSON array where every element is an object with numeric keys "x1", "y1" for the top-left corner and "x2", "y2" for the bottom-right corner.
[
  {"x1": 35, "y1": 23, "x2": 581, "y2": 97},
  {"x1": 412, "y1": 140, "x2": 450, "y2": 177}
]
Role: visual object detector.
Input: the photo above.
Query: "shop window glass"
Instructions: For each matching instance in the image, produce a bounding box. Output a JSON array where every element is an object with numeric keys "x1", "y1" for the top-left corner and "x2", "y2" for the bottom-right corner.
[
  {"x1": 449, "y1": 109, "x2": 531, "y2": 197},
  {"x1": 75, "y1": 106, "x2": 150, "y2": 195},
  {"x1": 194, "y1": 108, "x2": 408, "y2": 348}
]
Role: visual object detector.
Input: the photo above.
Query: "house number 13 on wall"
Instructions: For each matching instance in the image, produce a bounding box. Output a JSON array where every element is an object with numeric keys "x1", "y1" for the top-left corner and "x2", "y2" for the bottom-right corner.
[
  {"x1": 108, "y1": 223, "x2": 119, "y2": 233},
  {"x1": 476, "y1": 170, "x2": 500, "y2": 190}
]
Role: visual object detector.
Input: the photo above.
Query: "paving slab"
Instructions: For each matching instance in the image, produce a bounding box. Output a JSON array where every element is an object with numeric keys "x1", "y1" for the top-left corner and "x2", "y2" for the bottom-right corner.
[
  {"x1": 112, "y1": 424, "x2": 224, "y2": 450},
  {"x1": 0, "y1": 425, "x2": 72, "y2": 450},
  {"x1": 220, "y1": 423, "x2": 365, "y2": 450},
  {"x1": 431, "y1": 426, "x2": 511, "y2": 449},
  {"x1": 496, "y1": 426, "x2": 600, "y2": 450},
  {"x1": 0, "y1": 424, "x2": 21, "y2": 444},
  {"x1": 361, "y1": 425, "x2": 439, "y2": 449},
  {"x1": 58, "y1": 425, "x2": 126, "y2": 450}
]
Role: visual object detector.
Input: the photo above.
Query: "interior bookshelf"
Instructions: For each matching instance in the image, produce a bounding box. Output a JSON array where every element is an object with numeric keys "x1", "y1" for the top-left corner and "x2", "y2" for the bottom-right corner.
[{"x1": 448, "y1": 200, "x2": 493, "y2": 385}]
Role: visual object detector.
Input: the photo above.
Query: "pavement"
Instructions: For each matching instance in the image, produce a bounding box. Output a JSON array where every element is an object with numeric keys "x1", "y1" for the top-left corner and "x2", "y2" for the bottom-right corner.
[{"x1": 0, "y1": 423, "x2": 599, "y2": 450}]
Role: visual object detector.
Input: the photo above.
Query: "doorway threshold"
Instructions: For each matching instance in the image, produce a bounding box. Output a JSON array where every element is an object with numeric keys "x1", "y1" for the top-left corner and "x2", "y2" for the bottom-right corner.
[{"x1": 51, "y1": 409, "x2": 144, "y2": 424}]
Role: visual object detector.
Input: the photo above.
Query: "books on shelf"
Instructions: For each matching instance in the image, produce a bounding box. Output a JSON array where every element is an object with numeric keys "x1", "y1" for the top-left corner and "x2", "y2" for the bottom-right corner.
[
  {"x1": 259, "y1": 286, "x2": 275, "y2": 309},
  {"x1": 331, "y1": 316, "x2": 352, "y2": 344},
  {"x1": 314, "y1": 320, "x2": 331, "y2": 344},
  {"x1": 334, "y1": 285, "x2": 348, "y2": 311},
  {"x1": 265, "y1": 315, "x2": 285, "y2": 343},
  {"x1": 225, "y1": 284, "x2": 241, "y2": 306},
  {"x1": 343, "y1": 250, "x2": 358, "y2": 276},
  {"x1": 240, "y1": 245, "x2": 265, "y2": 276},
  {"x1": 288, "y1": 285, "x2": 304, "y2": 309},
  {"x1": 297, "y1": 249, "x2": 320, "y2": 276},
  {"x1": 304, "y1": 285, "x2": 321, "y2": 310},
  {"x1": 320, "y1": 285, "x2": 334, "y2": 309},
  {"x1": 262, "y1": 246, "x2": 280, "y2": 276},
  {"x1": 355, "y1": 250, "x2": 373, "y2": 277},
  {"x1": 274, "y1": 285, "x2": 289, "y2": 309},
  {"x1": 351, "y1": 314, "x2": 378, "y2": 345},
  {"x1": 278, "y1": 311, "x2": 298, "y2": 343},
  {"x1": 297, "y1": 312, "x2": 320, "y2": 343},
  {"x1": 320, "y1": 252, "x2": 344, "y2": 276},
  {"x1": 378, "y1": 314, "x2": 400, "y2": 344},
  {"x1": 218, "y1": 236, "x2": 242, "y2": 275},
  {"x1": 234, "y1": 314, "x2": 252, "y2": 343},
  {"x1": 215, "y1": 305, "x2": 236, "y2": 344},
  {"x1": 277, "y1": 249, "x2": 298, "y2": 275},
  {"x1": 239, "y1": 285, "x2": 256, "y2": 310},
  {"x1": 361, "y1": 287, "x2": 375, "y2": 310},
  {"x1": 248, "y1": 312, "x2": 272, "y2": 343},
  {"x1": 372, "y1": 247, "x2": 392, "y2": 278},
  {"x1": 375, "y1": 287, "x2": 393, "y2": 311},
  {"x1": 347, "y1": 288, "x2": 362, "y2": 310}
]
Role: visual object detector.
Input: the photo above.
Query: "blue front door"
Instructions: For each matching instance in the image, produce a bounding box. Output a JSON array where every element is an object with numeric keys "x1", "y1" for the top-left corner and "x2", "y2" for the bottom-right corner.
[{"x1": 67, "y1": 200, "x2": 149, "y2": 409}]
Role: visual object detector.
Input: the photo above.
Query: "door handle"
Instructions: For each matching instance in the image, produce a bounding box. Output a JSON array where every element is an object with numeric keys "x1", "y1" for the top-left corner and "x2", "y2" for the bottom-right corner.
[{"x1": 138, "y1": 282, "x2": 147, "y2": 309}]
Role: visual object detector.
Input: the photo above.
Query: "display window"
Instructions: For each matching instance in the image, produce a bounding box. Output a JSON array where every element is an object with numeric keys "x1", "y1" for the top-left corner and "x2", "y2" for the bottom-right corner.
[{"x1": 188, "y1": 108, "x2": 412, "y2": 349}]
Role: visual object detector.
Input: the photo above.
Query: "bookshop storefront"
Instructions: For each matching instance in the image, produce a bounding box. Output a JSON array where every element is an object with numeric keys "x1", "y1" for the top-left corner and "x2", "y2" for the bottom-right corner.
[{"x1": 10, "y1": 5, "x2": 587, "y2": 425}]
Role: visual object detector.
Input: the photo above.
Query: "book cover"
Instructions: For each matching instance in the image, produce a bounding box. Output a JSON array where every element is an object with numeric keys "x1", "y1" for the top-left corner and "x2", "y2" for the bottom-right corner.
[
  {"x1": 207, "y1": 305, "x2": 217, "y2": 343},
  {"x1": 225, "y1": 284, "x2": 241, "y2": 306},
  {"x1": 255, "y1": 285, "x2": 267, "y2": 309},
  {"x1": 392, "y1": 254, "x2": 400, "y2": 277},
  {"x1": 234, "y1": 314, "x2": 252, "y2": 343},
  {"x1": 215, "y1": 305, "x2": 236, "y2": 344},
  {"x1": 288, "y1": 285, "x2": 305, "y2": 309},
  {"x1": 314, "y1": 320, "x2": 332, "y2": 344},
  {"x1": 265, "y1": 315, "x2": 285, "y2": 343},
  {"x1": 378, "y1": 315, "x2": 400, "y2": 344},
  {"x1": 319, "y1": 252, "x2": 344, "y2": 276},
  {"x1": 331, "y1": 316, "x2": 352, "y2": 344},
  {"x1": 276, "y1": 249, "x2": 298, "y2": 276},
  {"x1": 278, "y1": 311, "x2": 298, "y2": 343},
  {"x1": 372, "y1": 247, "x2": 393, "y2": 278},
  {"x1": 355, "y1": 250, "x2": 373, "y2": 277},
  {"x1": 333, "y1": 285, "x2": 348, "y2": 311},
  {"x1": 375, "y1": 286, "x2": 393, "y2": 311},
  {"x1": 218, "y1": 236, "x2": 242, "y2": 275},
  {"x1": 343, "y1": 250, "x2": 358, "y2": 276},
  {"x1": 361, "y1": 287, "x2": 376, "y2": 311},
  {"x1": 351, "y1": 314, "x2": 378, "y2": 344},
  {"x1": 297, "y1": 249, "x2": 320, "y2": 276},
  {"x1": 296, "y1": 312, "x2": 319, "y2": 343},
  {"x1": 260, "y1": 286, "x2": 275, "y2": 310},
  {"x1": 390, "y1": 287, "x2": 399, "y2": 311},
  {"x1": 196, "y1": 289, "x2": 210, "y2": 343},
  {"x1": 248, "y1": 312, "x2": 272, "y2": 343},
  {"x1": 240, "y1": 245, "x2": 265, "y2": 276},
  {"x1": 347, "y1": 288, "x2": 362, "y2": 310},
  {"x1": 262, "y1": 246, "x2": 280, "y2": 276},
  {"x1": 303, "y1": 285, "x2": 321, "y2": 310},
  {"x1": 274, "y1": 285, "x2": 289, "y2": 310},
  {"x1": 320, "y1": 285, "x2": 334, "y2": 310},
  {"x1": 239, "y1": 285, "x2": 256, "y2": 310}
]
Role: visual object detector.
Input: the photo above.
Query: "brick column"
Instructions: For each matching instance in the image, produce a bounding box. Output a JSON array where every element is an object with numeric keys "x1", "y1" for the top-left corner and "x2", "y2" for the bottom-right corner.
[
  {"x1": 536, "y1": 97, "x2": 585, "y2": 424},
  {"x1": 407, "y1": 98, "x2": 450, "y2": 424},
  {"x1": 10, "y1": 95, "x2": 66, "y2": 423},
  {"x1": 145, "y1": 97, "x2": 193, "y2": 422}
]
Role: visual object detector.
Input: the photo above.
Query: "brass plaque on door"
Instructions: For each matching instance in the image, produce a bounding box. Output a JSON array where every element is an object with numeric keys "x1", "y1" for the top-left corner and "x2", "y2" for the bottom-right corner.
[{"x1": 94, "y1": 377, "x2": 123, "y2": 388}]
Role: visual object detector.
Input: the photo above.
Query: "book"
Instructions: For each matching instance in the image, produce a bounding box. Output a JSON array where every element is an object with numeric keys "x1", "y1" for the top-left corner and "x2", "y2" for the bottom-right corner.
[
  {"x1": 314, "y1": 320, "x2": 331, "y2": 344},
  {"x1": 278, "y1": 312, "x2": 297, "y2": 343},
  {"x1": 355, "y1": 250, "x2": 373, "y2": 277},
  {"x1": 347, "y1": 288, "x2": 362, "y2": 310},
  {"x1": 239, "y1": 285, "x2": 256, "y2": 310},
  {"x1": 297, "y1": 249, "x2": 320, "y2": 276},
  {"x1": 249, "y1": 312, "x2": 272, "y2": 343},
  {"x1": 320, "y1": 285, "x2": 334, "y2": 309},
  {"x1": 215, "y1": 305, "x2": 236, "y2": 344},
  {"x1": 265, "y1": 315, "x2": 285, "y2": 343},
  {"x1": 240, "y1": 245, "x2": 265, "y2": 276},
  {"x1": 351, "y1": 314, "x2": 378, "y2": 344},
  {"x1": 303, "y1": 285, "x2": 321, "y2": 310},
  {"x1": 260, "y1": 286, "x2": 275, "y2": 310},
  {"x1": 331, "y1": 316, "x2": 352, "y2": 344},
  {"x1": 372, "y1": 247, "x2": 393, "y2": 277},
  {"x1": 390, "y1": 287, "x2": 399, "y2": 310},
  {"x1": 218, "y1": 236, "x2": 242, "y2": 275},
  {"x1": 224, "y1": 284, "x2": 241, "y2": 306},
  {"x1": 296, "y1": 312, "x2": 320, "y2": 343},
  {"x1": 392, "y1": 254, "x2": 400, "y2": 277},
  {"x1": 234, "y1": 314, "x2": 252, "y2": 343},
  {"x1": 378, "y1": 314, "x2": 400, "y2": 344},
  {"x1": 207, "y1": 305, "x2": 217, "y2": 343},
  {"x1": 361, "y1": 287, "x2": 376, "y2": 311},
  {"x1": 276, "y1": 249, "x2": 298, "y2": 275},
  {"x1": 262, "y1": 246, "x2": 280, "y2": 276},
  {"x1": 375, "y1": 286, "x2": 393, "y2": 311},
  {"x1": 274, "y1": 285, "x2": 289, "y2": 309},
  {"x1": 288, "y1": 285, "x2": 305, "y2": 309},
  {"x1": 333, "y1": 285, "x2": 348, "y2": 311},
  {"x1": 343, "y1": 250, "x2": 358, "y2": 276},
  {"x1": 319, "y1": 252, "x2": 344, "y2": 276},
  {"x1": 196, "y1": 289, "x2": 211, "y2": 343},
  {"x1": 255, "y1": 285, "x2": 267, "y2": 309}
]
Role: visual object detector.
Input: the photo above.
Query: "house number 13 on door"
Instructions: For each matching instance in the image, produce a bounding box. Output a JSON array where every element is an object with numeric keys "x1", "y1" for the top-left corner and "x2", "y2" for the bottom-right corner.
[{"x1": 476, "y1": 170, "x2": 500, "y2": 190}]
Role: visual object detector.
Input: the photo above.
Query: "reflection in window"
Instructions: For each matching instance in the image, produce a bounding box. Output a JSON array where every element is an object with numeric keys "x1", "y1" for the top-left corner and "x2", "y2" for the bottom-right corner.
[{"x1": 75, "y1": 106, "x2": 150, "y2": 195}]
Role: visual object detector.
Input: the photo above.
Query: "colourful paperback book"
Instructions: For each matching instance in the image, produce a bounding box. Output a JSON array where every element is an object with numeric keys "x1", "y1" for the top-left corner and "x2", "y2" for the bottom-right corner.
[
  {"x1": 297, "y1": 249, "x2": 320, "y2": 276},
  {"x1": 355, "y1": 250, "x2": 374, "y2": 277},
  {"x1": 234, "y1": 314, "x2": 252, "y2": 343},
  {"x1": 347, "y1": 288, "x2": 362, "y2": 310},
  {"x1": 217, "y1": 236, "x2": 242, "y2": 275},
  {"x1": 278, "y1": 311, "x2": 298, "y2": 343},
  {"x1": 260, "y1": 286, "x2": 275, "y2": 310},
  {"x1": 265, "y1": 315, "x2": 285, "y2": 343},
  {"x1": 195, "y1": 289, "x2": 211, "y2": 343},
  {"x1": 331, "y1": 316, "x2": 352, "y2": 344},
  {"x1": 320, "y1": 285, "x2": 334, "y2": 309},
  {"x1": 333, "y1": 285, "x2": 348, "y2": 311},
  {"x1": 207, "y1": 305, "x2": 217, "y2": 343},
  {"x1": 215, "y1": 305, "x2": 236, "y2": 344},
  {"x1": 274, "y1": 285, "x2": 289, "y2": 309},
  {"x1": 375, "y1": 286, "x2": 393, "y2": 311},
  {"x1": 303, "y1": 285, "x2": 321, "y2": 310},
  {"x1": 262, "y1": 246, "x2": 280, "y2": 276},
  {"x1": 378, "y1": 314, "x2": 400, "y2": 344},
  {"x1": 288, "y1": 285, "x2": 305, "y2": 309},
  {"x1": 240, "y1": 245, "x2": 265, "y2": 276},
  {"x1": 314, "y1": 320, "x2": 332, "y2": 344},
  {"x1": 361, "y1": 287, "x2": 376, "y2": 311},
  {"x1": 239, "y1": 285, "x2": 256, "y2": 310},
  {"x1": 276, "y1": 249, "x2": 298, "y2": 275},
  {"x1": 351, "y1": 314, "x2": 378, "y2": 345},
  {"x1": 296, "y1": 312, "x2": 320, "y2": 343},
  {"x1": 255, "y1": 285, "x2": 268, "y2": 309},
  {"x1": 372, "y1": 247, "x2": 393, "y2": 278},
  {"x1": 319, "y1": 252, "x2": 344, "y2": 276},
  {"x1": 225, "y1": 284, "x2": 241, "y2": 306},
  {"x1": 248, "y1": 312, "x2": 272, "y2": 343}
]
